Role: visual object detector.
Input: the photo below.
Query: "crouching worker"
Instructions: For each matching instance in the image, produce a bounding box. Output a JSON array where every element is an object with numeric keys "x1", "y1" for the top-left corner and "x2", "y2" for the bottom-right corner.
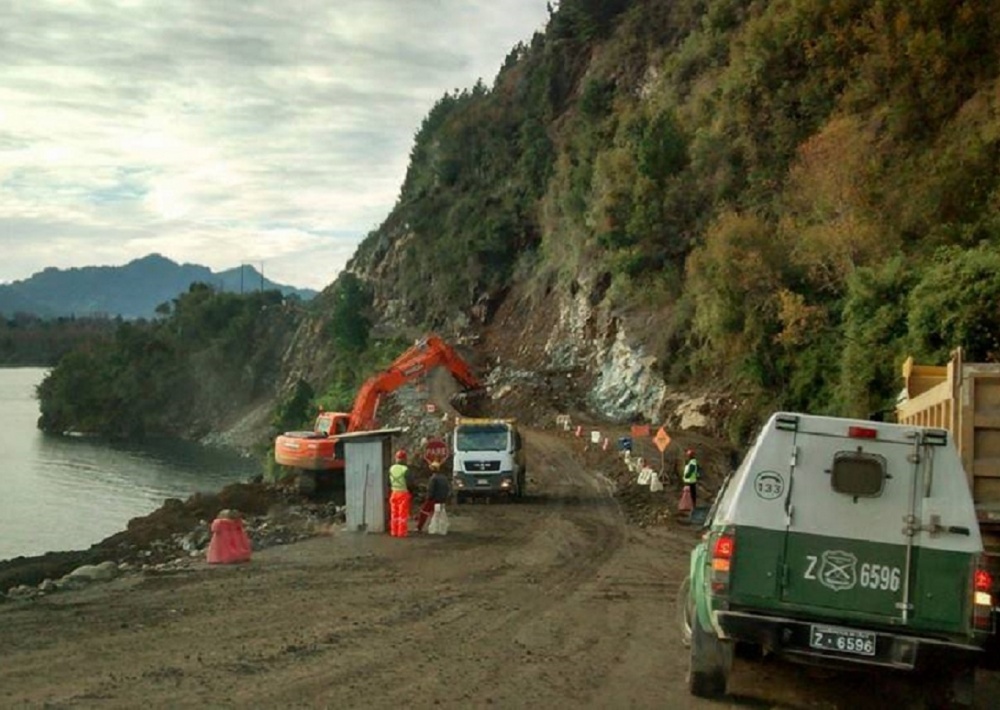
[
  {"x1": 389, "y1": 449, "x2": 415, "y2": 537},
  {"x1": 417, "y1": 461, "x2": 451, "y2": 533}
]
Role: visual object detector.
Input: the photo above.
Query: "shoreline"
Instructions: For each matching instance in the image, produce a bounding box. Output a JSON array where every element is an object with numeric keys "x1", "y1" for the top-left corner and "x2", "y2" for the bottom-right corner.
[{"x1": 0, "y1": 480, "x2": 338, "y2": 598}]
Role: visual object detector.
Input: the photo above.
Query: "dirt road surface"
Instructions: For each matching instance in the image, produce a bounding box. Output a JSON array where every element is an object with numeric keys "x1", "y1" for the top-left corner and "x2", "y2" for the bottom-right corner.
[{"x1": 2, "y1": 429, "x2": 998, "y2": 709}]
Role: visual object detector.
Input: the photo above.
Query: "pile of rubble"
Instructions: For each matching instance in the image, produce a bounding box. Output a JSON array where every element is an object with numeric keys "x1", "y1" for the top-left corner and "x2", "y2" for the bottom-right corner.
[
  {"x1": 568, "y1": 423, "x2": 737, "y2": 529},
  {"x1": 1, "y1": 481, "x2": 345, "y2": 603}
]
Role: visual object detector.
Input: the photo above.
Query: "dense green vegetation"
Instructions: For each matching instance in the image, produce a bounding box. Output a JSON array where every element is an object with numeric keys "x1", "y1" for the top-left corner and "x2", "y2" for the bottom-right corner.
[
  {"x1": 35, "y1": 269, "x2": 395, "y2": 460},
  {"x1": 270, "y1": 274, "x2": 407, "y2": 438},
  {"x1": 37, "y1": 285, "x2": 297, "y2": 440},
  {"x1": 0, "y1": 315, "x2": 117, "y2": 366},
  {"x1": 351, "y1": 0, "x2": 1000, "y2": 437}
]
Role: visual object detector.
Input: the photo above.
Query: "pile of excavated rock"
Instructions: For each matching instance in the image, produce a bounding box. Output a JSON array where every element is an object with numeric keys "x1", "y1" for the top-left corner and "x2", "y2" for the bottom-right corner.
[
  {"x1": 1, "y1": 482, "x2": 346, "y2": 603},
  {"x1": 2, "y1": 377, "x2": 468, "y2": 605},
  {"x1": 566, "y1": 423, "x2": 739, "y2": 529}
]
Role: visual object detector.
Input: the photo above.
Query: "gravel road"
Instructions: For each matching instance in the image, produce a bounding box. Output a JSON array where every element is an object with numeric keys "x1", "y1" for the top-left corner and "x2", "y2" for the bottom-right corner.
[{"x1": 1, "y1": 428, "x2": 997, "y2": 709}]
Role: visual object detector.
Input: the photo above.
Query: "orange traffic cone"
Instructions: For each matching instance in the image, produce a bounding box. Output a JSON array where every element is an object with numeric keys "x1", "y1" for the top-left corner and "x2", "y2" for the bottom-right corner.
[{"x1": 678, "y1": 487, "x2": 694, "y2": 514}]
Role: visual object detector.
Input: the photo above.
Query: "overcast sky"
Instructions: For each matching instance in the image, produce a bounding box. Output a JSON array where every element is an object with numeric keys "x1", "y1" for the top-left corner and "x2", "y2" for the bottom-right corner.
[{"x1": 0, "y1": 0, "x2": 550, "y2": 291}]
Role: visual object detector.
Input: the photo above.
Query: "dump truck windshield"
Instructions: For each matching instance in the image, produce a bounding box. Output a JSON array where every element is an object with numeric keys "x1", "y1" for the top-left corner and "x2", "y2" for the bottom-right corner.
[{"x1": 456, "y1": 425, "x2": 509, "y2": 451}]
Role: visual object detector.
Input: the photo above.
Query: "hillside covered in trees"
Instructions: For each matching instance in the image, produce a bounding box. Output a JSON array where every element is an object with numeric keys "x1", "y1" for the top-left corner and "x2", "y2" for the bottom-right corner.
[
  {"x1": 36, "y1": 0, "x2": 1000, "y2": 448},
  {"x1": 350, "y1": 0, "x2": 1000, "y2": 428},
  {"x1": 36, "y1": 285, "x2": 298, "y2": 440}
]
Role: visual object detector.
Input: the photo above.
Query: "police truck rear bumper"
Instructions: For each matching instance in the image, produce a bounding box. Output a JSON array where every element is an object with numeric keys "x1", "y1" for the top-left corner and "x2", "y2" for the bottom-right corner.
[{"x1": 717, "y1": 610, "x2": 982, "y2": 670}]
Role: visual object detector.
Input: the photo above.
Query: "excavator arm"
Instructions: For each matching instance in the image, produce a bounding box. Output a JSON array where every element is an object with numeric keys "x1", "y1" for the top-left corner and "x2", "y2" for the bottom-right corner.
[{"x1": 347, "y1": 335, "x2": 481, "y2": 432}]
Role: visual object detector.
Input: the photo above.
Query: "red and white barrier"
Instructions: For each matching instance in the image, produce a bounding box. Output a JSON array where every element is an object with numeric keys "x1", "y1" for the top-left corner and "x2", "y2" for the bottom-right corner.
[{"x1": 206, "y1": 511, "x2": 252, "y2": 564}]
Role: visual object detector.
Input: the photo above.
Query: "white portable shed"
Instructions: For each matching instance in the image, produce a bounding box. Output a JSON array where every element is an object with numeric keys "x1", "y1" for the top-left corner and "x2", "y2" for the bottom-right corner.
[{"x1": 338, "y1": 428, "x2": 404, "y2": 534}]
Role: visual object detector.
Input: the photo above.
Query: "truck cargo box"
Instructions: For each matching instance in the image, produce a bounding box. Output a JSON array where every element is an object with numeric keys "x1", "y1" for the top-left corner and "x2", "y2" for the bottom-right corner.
[{"x1": 897, "y1": 349, "x2": 1000, "y2": 547}]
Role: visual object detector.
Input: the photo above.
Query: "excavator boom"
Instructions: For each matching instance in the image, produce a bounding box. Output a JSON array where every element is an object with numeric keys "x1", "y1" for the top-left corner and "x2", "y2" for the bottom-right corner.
[
  {"x1": 348, "y1": 335, "x2": 481, "y2": 432},
  {"x1": 273, "y1": 334, "x2": 479, "y2": 484}
]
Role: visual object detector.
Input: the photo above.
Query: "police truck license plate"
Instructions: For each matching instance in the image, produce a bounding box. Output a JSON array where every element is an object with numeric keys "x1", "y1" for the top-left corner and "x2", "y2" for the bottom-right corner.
[
  {"x1": 809, "y1": 625, "x2": 876, "y2": 656},
  {"x1": 477, "y1": 479, "x2": 489, "y2": 486}
]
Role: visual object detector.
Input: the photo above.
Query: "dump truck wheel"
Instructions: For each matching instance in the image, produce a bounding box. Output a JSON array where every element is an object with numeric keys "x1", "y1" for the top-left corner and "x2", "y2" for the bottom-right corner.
[{"x1": 687, "y1": 608, "x2": 731, "y2": 699}]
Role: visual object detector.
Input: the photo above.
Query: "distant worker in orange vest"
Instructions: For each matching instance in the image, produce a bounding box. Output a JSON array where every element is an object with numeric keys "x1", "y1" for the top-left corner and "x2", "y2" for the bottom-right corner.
[{"x1": 389, "y1": 449, "x2": 415, "y2": 537}]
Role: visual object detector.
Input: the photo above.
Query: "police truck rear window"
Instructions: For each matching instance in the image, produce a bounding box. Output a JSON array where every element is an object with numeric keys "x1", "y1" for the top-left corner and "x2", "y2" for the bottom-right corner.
[{"x1": 830, "y1": 452, "x2": 886, "y2": 497}]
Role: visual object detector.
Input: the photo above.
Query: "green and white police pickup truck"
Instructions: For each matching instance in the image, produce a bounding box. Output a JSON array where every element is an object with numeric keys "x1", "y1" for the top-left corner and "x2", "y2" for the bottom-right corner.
[{"x1": 683, "y1": 412, "x2": 993, "y2": 708}]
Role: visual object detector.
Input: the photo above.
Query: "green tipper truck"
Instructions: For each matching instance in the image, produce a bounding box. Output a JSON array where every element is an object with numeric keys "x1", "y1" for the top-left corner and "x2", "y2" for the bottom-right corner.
[{"x1": 683, "y1": 411, "x2": 992, "y2": 707}]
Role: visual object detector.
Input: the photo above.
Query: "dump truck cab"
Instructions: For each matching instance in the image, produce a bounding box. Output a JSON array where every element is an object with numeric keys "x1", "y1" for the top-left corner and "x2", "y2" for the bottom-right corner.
[
  {"x1": 685, "y1": 412, "x2": 992, "y2": 707},
  {"x1": 451, "y1": 418, "x2": 525, "y2": 501}
]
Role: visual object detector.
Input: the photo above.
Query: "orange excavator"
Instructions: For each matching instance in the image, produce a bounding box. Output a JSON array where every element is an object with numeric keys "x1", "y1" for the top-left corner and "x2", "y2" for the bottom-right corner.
[{"x1": 273, "y1": 335, "x2": 481, "y2": 492}]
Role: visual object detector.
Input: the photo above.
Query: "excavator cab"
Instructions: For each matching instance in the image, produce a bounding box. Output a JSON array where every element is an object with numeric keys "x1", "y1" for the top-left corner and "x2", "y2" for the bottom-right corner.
[{"x1": 314, "y1": 412, "x2": 349, "y2": 437}]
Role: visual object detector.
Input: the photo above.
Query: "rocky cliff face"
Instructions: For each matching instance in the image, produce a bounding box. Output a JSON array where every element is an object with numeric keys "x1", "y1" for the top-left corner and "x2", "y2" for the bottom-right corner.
[
  {"x1": 337, "y1": 242, "x2": 734, "y2": 442},
  {"x1": 211, "y1": 268, "x2": 730, "y2": 456}
]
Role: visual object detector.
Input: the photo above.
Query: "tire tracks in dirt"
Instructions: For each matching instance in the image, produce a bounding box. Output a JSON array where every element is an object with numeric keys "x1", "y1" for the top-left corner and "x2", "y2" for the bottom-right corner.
[
  {"x1": 239, "y1": 428, "x2": 639, "y2": 708},
  {"x1": 0, "y1": 423, "x2": 750, "y2": 709}
]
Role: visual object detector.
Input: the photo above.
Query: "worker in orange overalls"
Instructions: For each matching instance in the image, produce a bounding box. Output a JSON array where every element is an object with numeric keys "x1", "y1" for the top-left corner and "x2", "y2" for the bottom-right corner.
[{"x1": 389, "y1": 449, "x2": 414, "y2": 537}]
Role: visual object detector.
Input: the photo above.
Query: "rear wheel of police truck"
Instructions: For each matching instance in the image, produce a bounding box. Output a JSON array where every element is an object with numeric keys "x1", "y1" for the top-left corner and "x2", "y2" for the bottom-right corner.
[
  {"x1": 677, "y1": 577, "x2": 693, "y2": 648},
  {"x1": 687, "y1": 605, "x2": 732, "y2": 699},
  {"x1": 921, "y1": 661, "x2": 975, "y2": 710}
]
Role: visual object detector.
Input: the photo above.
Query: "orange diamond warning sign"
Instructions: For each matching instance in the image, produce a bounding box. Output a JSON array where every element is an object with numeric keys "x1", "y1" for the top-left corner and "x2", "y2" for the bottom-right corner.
[{"x1": 653, "y1": 427, "x2": 671, "y2": 453}]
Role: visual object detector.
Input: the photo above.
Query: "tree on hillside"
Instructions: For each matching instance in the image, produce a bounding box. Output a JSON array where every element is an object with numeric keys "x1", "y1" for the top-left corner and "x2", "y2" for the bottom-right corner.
[
  {"x1": 329, "y1": 273, "x2": 372, "y2": 354},
  {"x1": 908, "y1": 245, "x2": 1000, "y2": 363}
]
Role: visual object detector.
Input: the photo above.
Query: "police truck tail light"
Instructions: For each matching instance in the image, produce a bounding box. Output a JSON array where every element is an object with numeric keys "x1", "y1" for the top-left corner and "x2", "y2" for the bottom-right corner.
[
  {"x1": 711, "y1": 532, "x2": 735, "y2": 593},
  {"x1": 973, "y1": 566, "x2": 994, "y2": 631},
  {"x1": 713, "y1": 534, "x2": 734, "y2": 563},
  {"x1": 848, "y1": 426, "x2": 878, "y2": 439}
]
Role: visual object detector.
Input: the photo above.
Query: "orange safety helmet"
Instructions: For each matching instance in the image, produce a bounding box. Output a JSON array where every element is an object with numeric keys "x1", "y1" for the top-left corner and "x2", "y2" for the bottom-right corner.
[
  {"x1": 395, "y1": 449, "x2": 408, "y2": 462},
  {"x1": 685, "y1": 448, "x2": 696, "y2": 459}
]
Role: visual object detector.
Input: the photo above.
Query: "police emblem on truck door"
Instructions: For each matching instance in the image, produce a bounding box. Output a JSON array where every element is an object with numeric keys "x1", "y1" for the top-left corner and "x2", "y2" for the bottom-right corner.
[{"x1": 817, "y1": 550, "x2": 858, "y2": 592}]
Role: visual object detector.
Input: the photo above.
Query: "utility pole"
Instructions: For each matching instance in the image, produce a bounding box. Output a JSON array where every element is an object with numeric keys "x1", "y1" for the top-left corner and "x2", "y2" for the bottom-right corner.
[{"x1": 240, "y1": 264, "x2": 245, "y2": 294}]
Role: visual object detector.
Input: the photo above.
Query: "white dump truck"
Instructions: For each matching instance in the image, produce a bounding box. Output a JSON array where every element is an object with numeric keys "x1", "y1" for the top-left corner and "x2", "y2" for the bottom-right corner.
[{"x1": 450, "y1": 417, "x2": 525, "y2": 502}]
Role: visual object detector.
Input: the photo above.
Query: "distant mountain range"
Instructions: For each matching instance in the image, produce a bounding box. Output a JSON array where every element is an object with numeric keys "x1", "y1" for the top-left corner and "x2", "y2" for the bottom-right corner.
[{"x1": 0, "y1": 254, "x2": 318, "y2": 319}]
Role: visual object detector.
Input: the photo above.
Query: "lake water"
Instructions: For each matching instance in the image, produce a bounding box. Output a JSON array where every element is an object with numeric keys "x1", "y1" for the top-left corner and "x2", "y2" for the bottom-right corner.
[{"x1": 0, "y1": 368, "x2": 262, "y2": 562}]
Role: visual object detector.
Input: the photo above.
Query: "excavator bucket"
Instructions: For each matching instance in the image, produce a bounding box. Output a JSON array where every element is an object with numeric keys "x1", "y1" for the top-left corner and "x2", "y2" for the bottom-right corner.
[{"x1": 451, "y1": 388, "x2": 486, "y2": 415}]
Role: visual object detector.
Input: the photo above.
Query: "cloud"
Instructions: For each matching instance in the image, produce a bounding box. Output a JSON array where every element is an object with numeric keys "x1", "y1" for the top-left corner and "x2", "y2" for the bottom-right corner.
[{"x1": 0, "y1": 0, "x2": 550, "y2": 290}]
